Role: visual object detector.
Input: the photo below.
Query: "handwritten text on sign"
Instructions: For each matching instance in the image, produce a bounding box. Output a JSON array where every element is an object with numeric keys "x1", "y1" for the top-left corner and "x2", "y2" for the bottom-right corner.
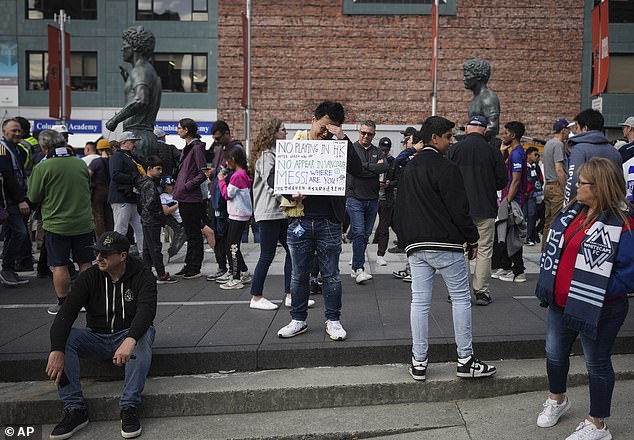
[{"x1": 274, "y1": 140, "x2": 348, "y2": 195}]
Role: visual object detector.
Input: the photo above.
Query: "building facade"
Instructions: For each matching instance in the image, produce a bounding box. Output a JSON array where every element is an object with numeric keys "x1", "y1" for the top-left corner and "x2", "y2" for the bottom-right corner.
[{"x1": 0, "y1": 0, "x2": 632, "y2": 147}]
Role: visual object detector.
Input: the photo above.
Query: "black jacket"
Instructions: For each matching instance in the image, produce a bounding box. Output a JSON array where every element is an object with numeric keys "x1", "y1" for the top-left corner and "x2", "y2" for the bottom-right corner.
[
  {"x1": 108, "y1": 150, "x2": 142, "y2": 204},
  {"x1": 448, "y1": 132, "x2": 508, "y2": 218},
  {"x1": 346, "y1": 142, "x2": 388, "y2": 200},
  {"x1": 393, "y1": 147, "x2": 479, "y2": 255},
  {"x1": 156, "y1": 140, "x2": 181, "y2": 178},
  {"x1": 136, "y1": 175, "x2": 165, "y2": 227},
  {"x1": 50, "y1": 258, "x2": 157, "y2": 352}
]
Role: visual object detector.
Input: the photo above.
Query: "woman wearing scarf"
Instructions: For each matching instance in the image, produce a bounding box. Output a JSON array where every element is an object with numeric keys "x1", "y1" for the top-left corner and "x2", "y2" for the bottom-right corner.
[{"x1": 535, "y1": 157, "x2": 634, "y2": 440}]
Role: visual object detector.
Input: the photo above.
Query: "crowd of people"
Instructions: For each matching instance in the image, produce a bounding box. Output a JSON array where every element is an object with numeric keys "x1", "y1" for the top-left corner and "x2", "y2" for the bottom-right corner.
[{"x1": 2, "y1": 104, "x2": 633, "y2": 440}]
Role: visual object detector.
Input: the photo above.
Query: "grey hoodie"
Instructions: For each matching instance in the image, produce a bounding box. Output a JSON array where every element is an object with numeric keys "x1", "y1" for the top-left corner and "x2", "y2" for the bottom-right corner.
[
  {"x1": 564, "y1": 130, "x2": 622, "y2": 205},
  {"x1": 253, "y1": 148, "x2": 285, "y2": 222}
]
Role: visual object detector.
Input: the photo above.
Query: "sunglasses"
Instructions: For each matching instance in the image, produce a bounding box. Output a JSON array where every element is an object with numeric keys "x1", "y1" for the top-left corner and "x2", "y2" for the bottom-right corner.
[{"x1": 360, "y1": 131, "x2": 375, "y2": 137}]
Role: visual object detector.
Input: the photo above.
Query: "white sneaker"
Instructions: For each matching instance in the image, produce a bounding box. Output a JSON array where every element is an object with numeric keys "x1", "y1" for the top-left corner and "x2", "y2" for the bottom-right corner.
[
  {"x1": 284, "y1": 296, "x2": 315, "y2": 308},
  {"x1": 376, "y1": 256, "x2": 387, "y2": 266},
  {"x1": 249, "y1": 297, "x2": 278, "y2": 310},
  {"x1": 565, "y1": 419, "x2": 611, "y2": 440},
  {"x1": 278, "y1": 320, "x2": 308, "y2": 338},
  {"x1": 325, "y1": 320, "x2": 347, "y2": 340},
  {"x1": 240, "y1": 272, "x2": 252, "y2": 284},
  {"x1": 537, "y1": 396, "x2": 571, "y2": 428},
  {"x1": 352, "y1": 268, "x2": 373, "y2": 284},
  {"x1": 513, "y1": 273, "x2": 527, "y2": 283},
  {"x1": 490, "y1": 268, "x2": 510, "y2": 279},
  {"x1": 219, "y1": 279, "x2": 244, "y2": 290},
  {"x1": 498, "y1": 271, "x2": 518, "y2": 282},
  {"x1": 215, "y1": 271, "x2": 233, "y2": 283}
]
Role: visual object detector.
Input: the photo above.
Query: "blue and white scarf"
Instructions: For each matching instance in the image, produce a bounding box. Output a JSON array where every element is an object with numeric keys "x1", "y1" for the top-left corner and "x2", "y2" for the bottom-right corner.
[{"x1": 535, "y1": 202, "x2": 623, "y2": 339}]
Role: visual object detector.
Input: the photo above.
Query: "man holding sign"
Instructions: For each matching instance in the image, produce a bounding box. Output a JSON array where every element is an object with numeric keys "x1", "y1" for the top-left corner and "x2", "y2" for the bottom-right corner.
[{"x1": 277, "y1": 101, "x2": 363, "y2": 340}]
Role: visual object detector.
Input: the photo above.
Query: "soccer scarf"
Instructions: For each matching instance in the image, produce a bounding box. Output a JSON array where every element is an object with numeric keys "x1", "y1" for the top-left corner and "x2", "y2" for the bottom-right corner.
[{"x1": 536, "y1": 202, "x2": 623, "y2": 339}]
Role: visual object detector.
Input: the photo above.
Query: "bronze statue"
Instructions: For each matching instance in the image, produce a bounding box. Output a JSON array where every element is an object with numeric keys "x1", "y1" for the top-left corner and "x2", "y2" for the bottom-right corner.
[
  {"x1": 463, "y1": 58, "x2": 500, "y2": 140},
  {"x1": 106, "y1": 26, "x2": 162, "y2": 160}
]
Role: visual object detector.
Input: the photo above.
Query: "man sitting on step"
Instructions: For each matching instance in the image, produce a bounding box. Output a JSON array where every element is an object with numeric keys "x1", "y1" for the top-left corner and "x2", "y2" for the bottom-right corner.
[{"x1": 46, "y1": 231, "x2": 157, "y2": 439}]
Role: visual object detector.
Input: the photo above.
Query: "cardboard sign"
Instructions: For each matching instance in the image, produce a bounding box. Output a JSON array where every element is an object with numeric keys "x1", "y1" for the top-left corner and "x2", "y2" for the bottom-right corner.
[{"x1": 274, "y1": 139, "x2": 348, "y2": 195}]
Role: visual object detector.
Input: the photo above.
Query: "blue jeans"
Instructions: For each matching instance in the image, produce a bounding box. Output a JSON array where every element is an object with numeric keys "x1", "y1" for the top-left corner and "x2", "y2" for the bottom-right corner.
[
  {"x1": 250, "y1": 219, "x2": 291, "y2": 296},
  {"x1": 546, "y1": 298, "x2": 629, "y2": 418},
  {"x1": 288, "y1": 218, "x2": 342, "y2": 321},
  {"x1": 1, "y1": 205, "x2": 27, "y2": 272},
  {"x1": 346, "y1": 197, "x2": 379, "y2": 271},
  {"x1": 58, "y1": 327, "x2": 155, "y2": 409},
  {"x1": 409, "y1": 250, "x2": 473, "y2": 361}
]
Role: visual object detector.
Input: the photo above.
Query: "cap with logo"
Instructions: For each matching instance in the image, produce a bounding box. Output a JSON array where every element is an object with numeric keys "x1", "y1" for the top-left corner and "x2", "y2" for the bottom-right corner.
[
  {"x1": 51, "y1": 124, "x2": 73, "y2": 135},
  {"x1": 466, "y1": 115, "x2": 488, "y2": 128},
  {"x1": 92, "y1": 231, "x2": 131, "y2": 252},
  {"x1": 553, "y1": 118, "x2": 573, "y2": 133},
  {"x1": 378, "y1": 137, "x2": 392, "y2": 149},
  {"x1": 618, "y1": 116, "x2": 634, "y2": 128},
  {"x1": 118, "y1": 131, "x2": 141, "y2": 143},
  {"x1": 161, "y1": 176, "x2": 175, "y2": 186}
]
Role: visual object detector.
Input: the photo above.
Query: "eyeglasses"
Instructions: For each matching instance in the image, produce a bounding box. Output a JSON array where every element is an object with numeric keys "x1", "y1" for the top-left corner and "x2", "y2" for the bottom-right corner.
[
  {"x1": 96, "y1": 250, "x2": 121, "y2": 259},
  {"x1": 360, "y1": 131, "x2": 375, "y2": 137},
  {"x1": 577, "y1": 180, "x2": 594, "y2": 187}
]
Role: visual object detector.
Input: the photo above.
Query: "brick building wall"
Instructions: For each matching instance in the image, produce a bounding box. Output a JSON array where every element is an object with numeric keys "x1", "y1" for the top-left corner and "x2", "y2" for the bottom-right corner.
[{"x1": 217, "y1": 1, "x2": 583, "y2": 141}]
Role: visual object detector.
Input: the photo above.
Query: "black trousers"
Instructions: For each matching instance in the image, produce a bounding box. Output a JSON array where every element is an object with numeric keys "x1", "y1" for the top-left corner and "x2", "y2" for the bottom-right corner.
[
  {"x1": 492, "y1": 228, "x2": 525, "y2": 275},
  {"x1": 142, "y1": 224, "x2": 165, "y2": 277},
  {"x1": 375, "y1": 200, "x2": 393, "y2": 257},
  {"x1": 179, "y1": 202, "x2": 204, "y2": 273},
  {"x1": 226, "y1": 219, "x2": 248, "y2": 279}
]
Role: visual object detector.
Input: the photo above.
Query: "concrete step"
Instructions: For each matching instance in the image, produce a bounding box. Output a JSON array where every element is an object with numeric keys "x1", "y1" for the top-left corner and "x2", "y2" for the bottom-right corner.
[
  {"x1": 4, "y1": 355, "x2": 634, "y2": 426},
  {"x1": 34, "y1": 381, "x2": 634, "y2": 440}
]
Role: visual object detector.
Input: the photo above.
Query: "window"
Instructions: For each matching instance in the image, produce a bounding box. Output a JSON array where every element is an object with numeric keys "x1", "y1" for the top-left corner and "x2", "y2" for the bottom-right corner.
[
  {"x1": 342, "y1": 0, "x2": 456, "y2": 15},
  {"x1": 26, "y1": 51, "x2": 97, "y2": 91},
  {"x1": 27, "y1": 0, "x2": 97, "y2": 20},
  {"x1": 606, "y1": 54, "x2": 634, "y2": 93},
  {"x1": 137, "y1": 0, "x2": 208, "y2": 21},
  {"x1": 608, "y1": 0, "x2": 634, "y2": 23},
  {"x1": 154, "y1": 54, "x2": 208, "y2": 93}
]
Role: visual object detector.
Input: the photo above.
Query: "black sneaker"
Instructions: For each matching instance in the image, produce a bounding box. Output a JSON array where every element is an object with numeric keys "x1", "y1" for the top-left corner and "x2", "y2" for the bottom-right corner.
[
  {"x1": 474, "y1": 291, "x2": 492, "y2": 306},
  {"x1": 0, "y1": 269, "x2": 21, "y2": 286},
  {"x1": 206, "y1": 268, "x2": 227, "y2": 281},
  {"x1": 174, "y1": 267, "x2": 187, "y2": 277},
  {"x1": 120, "y1": 406, "x2": 142, "y2": 439},
  {"x1": 310, "y1": 280, "x2": 322, "y2": 295},
  {"x1": 392, "y1": 269, "x2": 408, "y2": 279},
  {"x1": 388, "y1": 246, "x2": 405, "y2": 254},
  {"x1": 409, "y1": 356, "x2": 427, "y2": 381},
  {"x1": 456, "y1": 355, "x2": 496, "y2": 378},
  {"x1": 182, "y1": 271, "x2": 202, "y2": 279},
  {"x1": 50, "y1": 408, "x2": 88, "y2": 439}
]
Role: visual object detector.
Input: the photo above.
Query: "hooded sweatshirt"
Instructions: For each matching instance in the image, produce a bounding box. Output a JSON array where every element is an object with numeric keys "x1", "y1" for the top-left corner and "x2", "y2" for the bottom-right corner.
[
  {"x1": 564, "y1": 130, "x2": 623, "y2": 205},
  {"x1": 50, "y1": 258, "x2": 157, "y2": 352},
  {"x1": 218, "y1": 168, "x2": 252, "y2": 221}
]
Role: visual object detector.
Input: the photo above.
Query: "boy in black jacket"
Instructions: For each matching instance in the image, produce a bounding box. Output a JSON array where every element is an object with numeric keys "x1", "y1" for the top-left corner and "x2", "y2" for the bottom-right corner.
[
  {"x1": 137, "y1": 155, "x2": 177, "y2": 284},
  {"x1": 46, "y1": 232, "x2": 157, "y2": 439},
  {"x1": 393, "y1": 116, "x2": 496, "y2": 382}
]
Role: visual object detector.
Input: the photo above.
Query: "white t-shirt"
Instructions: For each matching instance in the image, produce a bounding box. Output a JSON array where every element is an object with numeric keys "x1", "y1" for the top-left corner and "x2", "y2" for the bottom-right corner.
[
  {"x1": 160, "y1": 192, "x2": 182, "y2": 223},
  {"x1": 82, "y1": 154, "x2": 100, "y2": 167}
]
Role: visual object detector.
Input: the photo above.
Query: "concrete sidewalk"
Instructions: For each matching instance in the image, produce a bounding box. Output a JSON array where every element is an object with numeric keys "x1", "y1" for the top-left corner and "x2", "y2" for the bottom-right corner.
[{"x1": 1, "y1": 240, "x2": 633, "y2": 381}]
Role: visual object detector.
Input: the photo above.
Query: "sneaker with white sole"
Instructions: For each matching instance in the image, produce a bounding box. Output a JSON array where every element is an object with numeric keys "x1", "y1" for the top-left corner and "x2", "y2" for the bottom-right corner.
[
  {"x1": 50, "y1": 408, "x2": 89, "y2": 440},
  {"x1": 376, "y1": 256, "x2": 387, "y2": 266},
  {"x1": 456, "y1": 355, "x2": 496, "y2": 378},
  {"x1": 392, "y1": 269, "x2": 408, "y2": 279},
  {"x1": 215, "y1": 271, "x2": 233, "y2": 283},
  {"x1": 402, "y1": 274, "x2": 412, "y2": 282},
  {"x1": 278, "y1": 319, "x2": 308, "y2": 338},
  {"x1": 490, "y1": 268, "x2": 510, "y2": 279},
  {"x1": 565, "y1": 419, "x2": 611, "y2": 440},
  {"x1": 499, "y1": 271, "x2": 526, "y2": 283},
  {"x1": 240, "y1": 272, "x2": 252, "y2": 284},
  {"x1": 249, "y1": 297, "x2": 278, "y2": 310},
  {"x1": 352, "y1": 268, "x2": 373, "y2": 284},
  {"x1": 325, "y1": 320, "x2": 347, "y2": 340},
  {"x1": 219, "y1": 279, "x2": 244, "y2": 290},
  {"x1": 206, "y1": 269, "x2": 228, "y2": 281},
  {"x1": 409, "y1": 356, "x2": 428, "y2": 381},
  {"x1": 537, "y1": 396, "x2": 571, "y2": 428},
  {"x1": 284, "y1": 296, "x2": 315, "y2": 308}
]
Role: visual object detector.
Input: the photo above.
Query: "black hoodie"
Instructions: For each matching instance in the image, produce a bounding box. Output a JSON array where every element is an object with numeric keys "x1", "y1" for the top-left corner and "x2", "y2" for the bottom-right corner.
[{"x1": 50, "y1": 258, "x2": 157, "y2": 352}]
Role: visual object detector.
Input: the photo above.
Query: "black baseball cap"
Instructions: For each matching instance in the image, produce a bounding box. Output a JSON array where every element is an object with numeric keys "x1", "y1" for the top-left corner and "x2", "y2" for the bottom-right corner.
[
  {"x1": 92, "y1": 231, "x2": 131, "y2": 253},
  {"x1": 378, "y1": 137, "x2": 392, "y2": 148},
  {"x1": 400, "y1": 127, "x2": 417, "y2": 137}
]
